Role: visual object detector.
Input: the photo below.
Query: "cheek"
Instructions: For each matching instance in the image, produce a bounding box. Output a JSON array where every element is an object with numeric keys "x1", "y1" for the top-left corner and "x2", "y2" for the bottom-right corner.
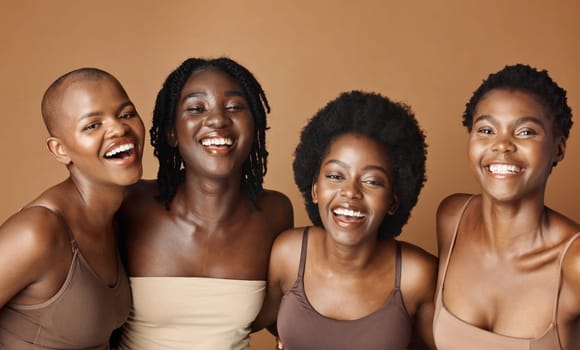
[
  {"x1": 238, "y1": 115, "x2": 255, "y2": 139},
  {"x1": 467, "y1": 139, "x2": 483, "y2": 161}
]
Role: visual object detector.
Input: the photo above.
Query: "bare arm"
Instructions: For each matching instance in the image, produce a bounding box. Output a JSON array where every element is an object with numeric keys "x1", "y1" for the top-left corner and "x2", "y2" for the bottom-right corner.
[
  {"x1": 400, "y1": 242, "x2": 438, "y2": 350},
  {"x1": 252, "y1": 228, "x2": 302, "y2": 333},
  {"x1": 562, "y1": 236, "x2": 580, "y2": 350}
]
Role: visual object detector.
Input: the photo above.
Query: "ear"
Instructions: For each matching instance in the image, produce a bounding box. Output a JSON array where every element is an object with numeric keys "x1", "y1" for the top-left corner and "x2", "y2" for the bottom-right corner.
[
  {"x1": 387, "y1": 194, "x2": 399, "y2": 215},
  {"x1": 167, "y1": 128, "x2": 178, "y2": 148},
  {"x1": 46, "y1": 137, "x2": 72, "y2": 165},
  {"x1": 311, "y1": 180, "x2": 318, "y2": 204},
  {"x1": 552, "y1": 136, "x2": 566, "y2": 167}
]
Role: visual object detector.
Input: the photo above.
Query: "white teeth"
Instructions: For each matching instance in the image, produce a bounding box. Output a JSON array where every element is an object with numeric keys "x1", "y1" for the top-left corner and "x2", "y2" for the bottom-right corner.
[
  {"x1": 201, "y1": 137, "x2": 233, "y2": 147},
  {"x1": 105, "y1": 143, "x2": 134, "y2": 157},
  {"x1": 333, "y1": 208, "x2": 364, "y2": 218},
  {"x1": 488, "y1": 164, "x2": 521, "y2": 174}
]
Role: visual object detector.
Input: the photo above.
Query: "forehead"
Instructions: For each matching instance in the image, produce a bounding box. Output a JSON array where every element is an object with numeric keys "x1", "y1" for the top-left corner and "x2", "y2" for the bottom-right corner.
[
  {"x1": 60, "y1": 76, "x2": 126, "y2": 107},
  {"x1": 181, "y1": 68, "x2": 243, "y2": 96},
  {"x1": 475, "y1": 89, "x2": 552, "y2": 120},
  {"x1": 324, "y1": 133, "x2": 390, "y2": 165},
  {"x1": 51, "y1": 77, "x2": 127, "y2": 128}
]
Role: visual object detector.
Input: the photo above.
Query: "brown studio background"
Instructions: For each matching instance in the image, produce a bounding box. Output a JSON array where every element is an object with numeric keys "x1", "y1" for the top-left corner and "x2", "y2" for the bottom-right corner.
[{"x1": 1, "y1": 1, "x2": 579, "y2": 348}]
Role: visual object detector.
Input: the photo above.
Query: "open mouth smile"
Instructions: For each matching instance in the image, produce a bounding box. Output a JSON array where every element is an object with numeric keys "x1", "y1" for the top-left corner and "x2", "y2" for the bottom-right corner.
[
  {"x1": 104, "y1": 143, "x2": 136, "y2": 159},
  {"x1": 332, "y1": 207, "x2": 366, "y2": 222},
  {"x1": 200, "y1": 137, "x2": 233, "y2": 147},
  {"x1": 485, "y1": 164, "x2": 522, "y2": 175}
]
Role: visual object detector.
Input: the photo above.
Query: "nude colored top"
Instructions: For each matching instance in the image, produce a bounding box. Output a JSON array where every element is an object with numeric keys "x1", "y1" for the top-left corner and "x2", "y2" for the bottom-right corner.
[
  {"x1": 434, "y1": 196, "x2": 580, "y2": 350},
  {"x1": 276, "y1": 227, "x2": 412, "y2": 350},
  {"x1": 0, "y1": 207, "x2": 131, "y2": 350},
  {"x1": 118, "y1": 277, "x2": 266, "y2": 350}
]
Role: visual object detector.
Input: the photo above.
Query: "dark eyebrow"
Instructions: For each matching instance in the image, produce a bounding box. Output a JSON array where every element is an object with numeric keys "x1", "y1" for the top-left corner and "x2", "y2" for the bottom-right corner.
[
  {"x1": 324, "y1": 159, "x2": 389, "y2": 175},
  {"x1": 473, "y1": 114, "x2": 547, "y2": 129},
  {"x1": 180, "y1": 90, "x2": 245, "y2": 104},
  {"x1": 79, "y1": 100, "x2": 134, "y2": 121}
]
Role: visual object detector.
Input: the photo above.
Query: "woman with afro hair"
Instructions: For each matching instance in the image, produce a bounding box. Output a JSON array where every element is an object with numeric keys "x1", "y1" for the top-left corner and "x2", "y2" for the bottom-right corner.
[
  {"x1": 433, "y1": 64, "x2": 580, "y2": 350},
  {"x1": 115, "y1": 57, "x2": 293, "y2": 350},
  {"x1": 253, "y1": 91, "x2": 437, "y2": 349}
]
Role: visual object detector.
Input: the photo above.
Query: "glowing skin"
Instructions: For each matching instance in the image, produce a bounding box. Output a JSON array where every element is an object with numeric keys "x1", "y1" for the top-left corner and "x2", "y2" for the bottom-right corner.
[
  {"x1": 467, "y1": 89, "x2": 564, "y2": 203},
  {"x1": 50, "y1": 76, "x2": 145, "y2": 187},
  {"x1": 312, "y1": 133, "x2": 397, "y2": 247},
  {"x1": 172, "y1": 68, "x2": 255, "y2": 180}
]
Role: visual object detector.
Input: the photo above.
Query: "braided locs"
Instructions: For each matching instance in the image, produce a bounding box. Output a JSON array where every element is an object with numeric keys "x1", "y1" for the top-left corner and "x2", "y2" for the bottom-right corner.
[{"x1": 150, "y1": 57, "x2": 270, "y2": 208}]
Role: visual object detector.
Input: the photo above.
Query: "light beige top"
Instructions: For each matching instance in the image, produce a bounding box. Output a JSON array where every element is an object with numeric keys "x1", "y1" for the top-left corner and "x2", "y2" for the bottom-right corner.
[{"x1": 118, "y1": 277, "x2": 266, "y2": 350}]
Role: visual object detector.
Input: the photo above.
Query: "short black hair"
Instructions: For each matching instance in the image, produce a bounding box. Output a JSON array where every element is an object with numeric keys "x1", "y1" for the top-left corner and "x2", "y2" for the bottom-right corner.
[
  {"x1": 463, "y1": 64, "x2": 573, "y2": 139},
  {"x1": 151, "y1": 57, "x2": 270, "y2": 208},
  {"x1": 293, "y1": 91, "x2": 427, "y2": 238}
]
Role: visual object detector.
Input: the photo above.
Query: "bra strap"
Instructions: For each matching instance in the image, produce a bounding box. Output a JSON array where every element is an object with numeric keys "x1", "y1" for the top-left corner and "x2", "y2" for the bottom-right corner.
[
  {"x1": 552, "y1": 232, "x2": 580, "y2": 321},
  {"x1": 297, "y1": 227, "x2": 310, "y2": 280},
  {"x1": 24, "y1": 204, "x2": 77, "y2": 251},
  {"x1": 395, "y1": 240, "x2": 402, "y2": 289},
  {"x1": 437, "y1": 195, "x2": 475, "y2": 300}
]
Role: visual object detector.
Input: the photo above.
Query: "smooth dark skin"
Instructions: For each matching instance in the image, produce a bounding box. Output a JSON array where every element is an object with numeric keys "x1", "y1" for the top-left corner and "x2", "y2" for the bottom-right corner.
[
  {"x1": 255, "y1": 134, "x2": 436, "y2": 349},
  {"x1": 0, "y1": 74, "x2": 144, "y2": 310},
  {"x1": 119, "y1": 68, "x2": 293, "y2": 282},
  {"x1": 436, "y1": 89, "x2": 580, "y2": 349}
]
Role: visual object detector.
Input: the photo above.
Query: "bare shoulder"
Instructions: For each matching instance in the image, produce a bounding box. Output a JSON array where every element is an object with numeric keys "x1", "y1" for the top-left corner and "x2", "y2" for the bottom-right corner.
[
  {"x1": 257, "y1": 188, "x2": 294, "y2": 233},
  {"x1": 0, "y1": 207, "x2": 70, "y2": 296},
  {"x1": 271, "y1": 227, "x2": 306, "y2": 264},
  {"x1": 561, "y1": 226, "x2": 580, "y2": 299},
  {"x1": 270, "y1": 227, "x2": 307, "y2": 290},
  {"x1": 1, "y1": 206, "x2": 69, "y2": 256},
  {"x1": 397, "y1": 240, "x2": 437, "y2": 320},
  {"x1": 399, "y1": 241, "x2": 437, "y2": 289},
  {"x1": 436, "y1": 193, "x2": 474, "y2": 256}
]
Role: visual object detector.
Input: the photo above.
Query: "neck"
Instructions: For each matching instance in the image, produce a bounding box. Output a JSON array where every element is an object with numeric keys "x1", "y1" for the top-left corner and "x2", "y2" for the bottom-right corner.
[
  {"x1": 478, "y1": 195, "x2": 547, "y2": 256},
  {"x1": 175, "y1": 170, "x2": 248, "y2": 224},
  {"x1": 65, "y1": 177, "x2": 125, "y2": 233},
  {"x1": 322, "y1": 232, "x2": 384, "y2": 274}
]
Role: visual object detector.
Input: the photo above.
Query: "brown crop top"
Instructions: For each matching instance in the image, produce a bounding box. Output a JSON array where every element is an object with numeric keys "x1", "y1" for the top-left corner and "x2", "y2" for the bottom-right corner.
[
  {"x1": 276, "y1": 227, "x2": 412, "y2": 350},
  {"x1": 0, "y1": 206, "x2": 131, "y2": 349}
]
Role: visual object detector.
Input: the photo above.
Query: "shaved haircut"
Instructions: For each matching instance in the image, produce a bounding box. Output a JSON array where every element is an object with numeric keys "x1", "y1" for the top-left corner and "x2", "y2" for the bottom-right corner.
[{"x1": 41, "y1": 68, "x2": 124, "y2": 136}]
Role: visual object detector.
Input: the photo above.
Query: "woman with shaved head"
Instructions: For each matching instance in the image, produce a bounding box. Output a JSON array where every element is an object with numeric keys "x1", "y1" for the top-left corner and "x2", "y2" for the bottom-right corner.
[{"x1": 0, "y1": 68, "x2": 145, "y2": 349}]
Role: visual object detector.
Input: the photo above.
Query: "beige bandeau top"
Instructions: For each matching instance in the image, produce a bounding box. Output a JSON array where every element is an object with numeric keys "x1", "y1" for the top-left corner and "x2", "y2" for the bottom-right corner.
[{"x1": 119, "y1": 277, "x2": 266, "y2": 350}]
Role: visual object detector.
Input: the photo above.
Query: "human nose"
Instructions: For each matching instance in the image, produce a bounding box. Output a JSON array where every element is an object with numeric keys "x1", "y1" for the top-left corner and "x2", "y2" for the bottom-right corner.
[
  {"x1": 204, "y1": 108, "x2": 232, "y2": 129},
  {"x1": 340, "y1": 179, "x2": 362, "y2": 199},
  {"x1": 492, "y1": 134, "x2": 516, "y2": 153},
  {"x1": 105, "y1": 117, "x2": 129, "y2": 138}
]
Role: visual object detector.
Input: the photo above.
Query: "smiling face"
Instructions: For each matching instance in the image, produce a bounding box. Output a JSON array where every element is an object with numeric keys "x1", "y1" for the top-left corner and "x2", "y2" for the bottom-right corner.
[
  {"x1": 468, "y1": 89, "x2": 565, "y2": 202},
  {"x1": 48, "y1": 76, "x2": 145, "y2": 187},
  {"x1": 172, "y1": 68, "x2": 255, "y2": 179},
  {"x1": 312, "y1": 133, "x2": 397, "y2": 246}
]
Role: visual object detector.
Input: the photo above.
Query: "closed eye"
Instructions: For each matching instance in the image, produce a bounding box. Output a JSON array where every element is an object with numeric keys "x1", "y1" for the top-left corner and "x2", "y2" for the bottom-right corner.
[
  {"x1": 120, "y1": 111, "x2": 138, "y2": 119},
  {"x1": 186, "y1": 106, "x2": 205, "y2": 114},
  {"x1": 362, "y1": 179, "x2": 384, "y2": 187},
  {"x1": 226, "y1": 104, "x2": 246, "y2": 112}
]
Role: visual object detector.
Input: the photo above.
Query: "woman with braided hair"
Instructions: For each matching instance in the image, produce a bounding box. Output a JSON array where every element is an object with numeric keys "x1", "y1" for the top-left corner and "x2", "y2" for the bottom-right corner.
[{"x1": 116, "y1": 57, "x2": 293, "y2": 350}]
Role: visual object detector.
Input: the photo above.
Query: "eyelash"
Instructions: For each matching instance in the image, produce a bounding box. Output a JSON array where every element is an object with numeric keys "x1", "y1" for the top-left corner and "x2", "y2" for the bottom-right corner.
[
  {"x1": 476, "y1": 127, "x2": 494, "y2": 135},
  {"x1": 83, "y1": 122, "x2": 100, "y2": 131},
  {"x1": 120, "y1": 111, "x2": 137, "y2": 119}
]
